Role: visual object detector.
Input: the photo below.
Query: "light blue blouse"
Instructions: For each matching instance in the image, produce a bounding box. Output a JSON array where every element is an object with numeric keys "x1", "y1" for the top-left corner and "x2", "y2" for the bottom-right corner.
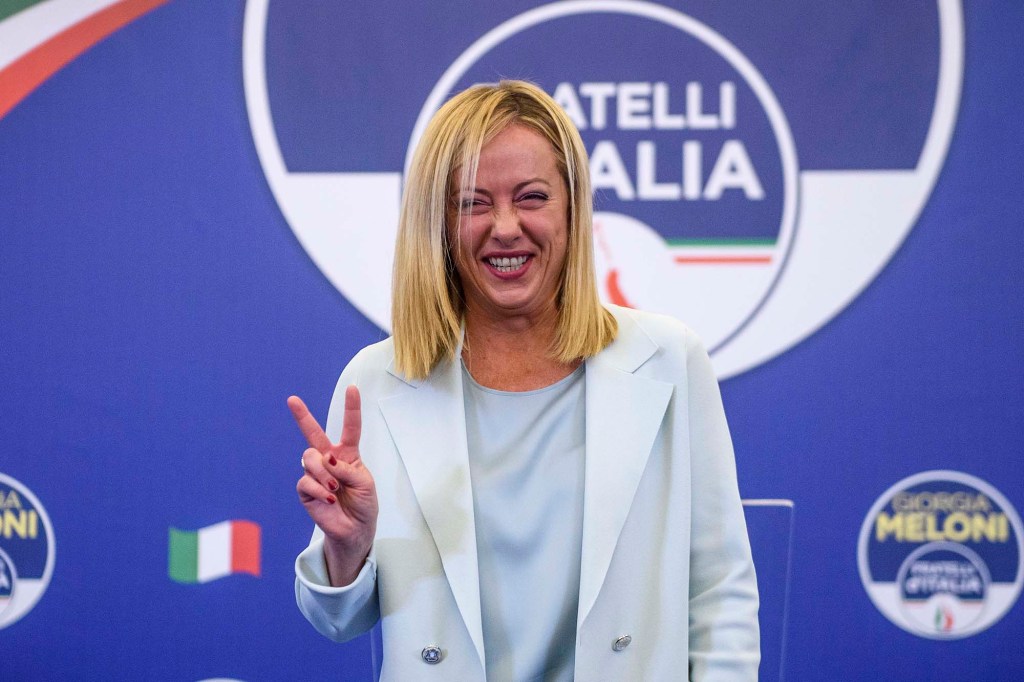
[{"x1": 462, "y1": 361, "x2": 586, "y2": 682}]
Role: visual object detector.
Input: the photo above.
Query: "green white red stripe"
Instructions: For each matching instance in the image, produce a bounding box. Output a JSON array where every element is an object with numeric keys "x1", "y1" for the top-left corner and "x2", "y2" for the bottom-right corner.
[
  {"x1": 668, "y1": 237, "x2": 777, "y2": 265},
  {"x1": 0, "y1": 0, "x2": 170, "y2": 121},
  {"x1": 168, "y1": 520, "x2": 261, "y2": 584}
]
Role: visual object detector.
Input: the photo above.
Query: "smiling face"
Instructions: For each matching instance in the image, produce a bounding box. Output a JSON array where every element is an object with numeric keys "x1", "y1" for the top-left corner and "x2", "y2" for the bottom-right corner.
[{"x1": 448, "y1": 124, "x2": 570, "y2": 328}]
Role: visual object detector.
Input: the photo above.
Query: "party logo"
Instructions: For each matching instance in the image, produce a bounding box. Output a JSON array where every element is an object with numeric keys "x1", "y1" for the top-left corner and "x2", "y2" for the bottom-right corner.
[
  {"x1": 0, "y1": 473, "x2": 55, "y2": 628},
  {"x1": 858, "y1": 471, "x2": 1023, "y2": 639},
  {"x1": 244, "y1": 0, "x2": 963, "y2": 377}
]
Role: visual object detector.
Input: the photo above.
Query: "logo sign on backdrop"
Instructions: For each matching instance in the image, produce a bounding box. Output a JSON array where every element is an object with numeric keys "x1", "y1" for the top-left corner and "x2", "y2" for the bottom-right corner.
[
  {"x1": 243, "y1": 0, "x2": 963, "y2": 377},
  {"x1": 858, "y1": 471, "x2": 1024, "y2": 639},
  {"x1": 0, "y1": 474, "x2": 55, "y2": 629}
]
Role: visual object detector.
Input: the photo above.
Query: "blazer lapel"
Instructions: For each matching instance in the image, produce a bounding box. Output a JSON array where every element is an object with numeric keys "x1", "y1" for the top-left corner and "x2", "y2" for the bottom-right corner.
[
  {"x1": 578, "y1": 311, "x2": 673, "y2": 628},
  {"x1": 378, "y1": 357, "x2": 486, "y2": 669}
]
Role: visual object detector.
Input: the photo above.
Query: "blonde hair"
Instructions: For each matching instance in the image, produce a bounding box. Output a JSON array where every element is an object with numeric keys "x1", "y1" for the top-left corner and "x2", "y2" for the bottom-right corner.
[{"x1": 391, "y1": 80, "x2": 617, "y2": 380}]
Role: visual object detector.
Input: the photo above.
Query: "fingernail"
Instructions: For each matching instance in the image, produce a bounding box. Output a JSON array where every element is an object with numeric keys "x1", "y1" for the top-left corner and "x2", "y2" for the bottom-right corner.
[
  {"x1": 326, "y1": 494, "x2": 337, "y2": 505},
  {"x1": 327, "y1": 479, "x2": 339, "y2": 491},
  {"x1": 328, "y1": 455, "x2": 337, "y2": 466}
]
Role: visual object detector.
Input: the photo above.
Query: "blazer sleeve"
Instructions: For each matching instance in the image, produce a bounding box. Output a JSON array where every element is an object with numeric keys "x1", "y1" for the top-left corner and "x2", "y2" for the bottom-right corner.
[
  {"x1": 683, "y1": 328, "x2": 761, "y2": 680},
  {"x1": 295, "y1": 528, "x2": 380, "y2": 642},
  {"x1": 293, "y1": 347, "x2": 382, "y2": 642}
]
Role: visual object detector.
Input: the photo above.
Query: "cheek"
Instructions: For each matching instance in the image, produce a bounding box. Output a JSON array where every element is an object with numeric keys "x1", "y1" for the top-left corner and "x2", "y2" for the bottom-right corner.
[
  {"x1": 551, "y1": 217, "x2": 570, "y2": 262},
  {"x1": 447, "y1": 217, "x2": 480, "y2": 271},
  {"x1": 445, "y1": 213, "x2": 464, "y2": 252}
]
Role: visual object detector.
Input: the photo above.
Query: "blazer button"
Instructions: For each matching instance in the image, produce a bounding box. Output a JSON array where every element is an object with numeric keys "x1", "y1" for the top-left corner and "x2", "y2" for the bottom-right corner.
[
  {"x1": 612, "y1": 635, "x2": 632, "y2": 652},
  {"x1": 421, "y1": 645, "x2": 443, "y2": 664}
]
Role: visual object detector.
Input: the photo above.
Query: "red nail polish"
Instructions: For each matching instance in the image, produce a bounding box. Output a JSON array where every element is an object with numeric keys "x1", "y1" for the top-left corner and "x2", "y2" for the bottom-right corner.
[
  {"x1": 328, "y1": 479, "x2": 339, "y2": 491},
  {"x1": 328, "y1": 455, "x2": 337, "y2": 466},
  {"x1": 326, "y1": 494, "x2": 337, "y2": 505}
]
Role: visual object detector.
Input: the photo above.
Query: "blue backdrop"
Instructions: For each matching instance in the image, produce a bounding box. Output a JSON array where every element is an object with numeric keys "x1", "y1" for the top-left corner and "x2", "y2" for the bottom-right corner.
[{"x1": 1, "y1": 1, "x2": 1021, "y2": 679}]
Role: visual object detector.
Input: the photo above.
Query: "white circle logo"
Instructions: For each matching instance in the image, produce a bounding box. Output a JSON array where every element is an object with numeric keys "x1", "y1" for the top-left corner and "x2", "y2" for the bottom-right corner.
[
  {"x1": 243, "y1": 0, "x2": 963, "y2": 378},
  {"x1": 0, "y1": 473, "x2": 56, "y2": 628},
  {"x1": 858, "y1": 471, "x2": 1023, "y2": 639}
]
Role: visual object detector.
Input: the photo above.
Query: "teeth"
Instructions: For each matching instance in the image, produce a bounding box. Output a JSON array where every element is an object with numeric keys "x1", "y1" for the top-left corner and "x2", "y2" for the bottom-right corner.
[{"x1": 488, "y1": 256, "x2": 528, "y2": 273}]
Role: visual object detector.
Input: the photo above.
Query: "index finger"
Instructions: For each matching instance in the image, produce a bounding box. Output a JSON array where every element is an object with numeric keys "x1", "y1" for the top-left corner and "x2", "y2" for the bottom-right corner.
[{"x1": 287, "y1": 395, "x2": 332, "y2": 452}]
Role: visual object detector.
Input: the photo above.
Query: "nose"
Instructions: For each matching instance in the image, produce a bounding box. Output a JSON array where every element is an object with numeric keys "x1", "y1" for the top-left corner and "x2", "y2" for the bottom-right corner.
[{"x1": 491, "y1": 206, "x2": 522, "y2": 244}]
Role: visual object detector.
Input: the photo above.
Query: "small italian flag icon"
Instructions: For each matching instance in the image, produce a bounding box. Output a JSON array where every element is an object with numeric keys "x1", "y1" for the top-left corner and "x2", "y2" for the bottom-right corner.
[{"x1": 168, "y1": 520, "x2": 261, "y2": 583}]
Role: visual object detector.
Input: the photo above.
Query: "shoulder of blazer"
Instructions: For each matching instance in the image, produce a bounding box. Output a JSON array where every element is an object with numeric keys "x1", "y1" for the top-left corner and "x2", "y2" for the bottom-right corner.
[
  {"x1": 601, "y1": 304, "x2": 701, "y2": 375},
  {"x1": 337, "y1": 308, "x2": 704, "y2": 387},
  {"x1": 326, "y1": 337, "x2": 402, "y2": 437}
]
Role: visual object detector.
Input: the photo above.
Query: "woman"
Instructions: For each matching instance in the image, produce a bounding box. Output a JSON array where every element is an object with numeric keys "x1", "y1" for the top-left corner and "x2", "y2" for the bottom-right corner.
[{"x1": 290, "y1": 80, "x2": 759, "y2": 681}]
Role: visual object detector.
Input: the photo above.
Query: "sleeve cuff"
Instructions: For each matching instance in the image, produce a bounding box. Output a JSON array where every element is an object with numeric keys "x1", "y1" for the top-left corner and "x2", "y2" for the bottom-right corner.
[{"x1": 295, "y1": 536, "x2": 377, "y2": 595}]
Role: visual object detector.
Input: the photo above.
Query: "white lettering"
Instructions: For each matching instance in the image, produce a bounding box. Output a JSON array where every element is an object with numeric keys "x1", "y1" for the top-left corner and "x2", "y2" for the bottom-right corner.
[
  {"x1": 636, "y1": 141, "x2": 680, "y2": 199},
  {"x1": 558, "y1": 81, "x2": 736, "y2": 131},
  {"x1": 617, "y1": 82, "x2": 652, "y2": 130},
  {"x1": 683, "y1": 140, "x2": 702, "y2": 200},
  {"x1": 552, "y1": 82, "x2": 587, "y2": 130},
  {"x1": 704, "y1": 140, "x2": 764, "y2": 199},
  {"x1": 590, "y1": 140, "x2": 635, "y2": 200},
  {"x1": 652, "y1": 82, "x2": 685, "y2": 129},
  {"x1": 720, "y1": 81, "x2": 736, "y2": 129},
  {"x1": 686, "y1": 82, "x2": 718, "y2": 129},
  {"x1": 579, "y1": 82, "x2": 616, "y2": 130}
]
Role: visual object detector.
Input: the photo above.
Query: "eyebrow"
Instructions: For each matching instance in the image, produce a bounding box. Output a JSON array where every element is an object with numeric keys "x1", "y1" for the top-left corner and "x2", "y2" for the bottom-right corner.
[{"x1": 460, "y1": 178, "x2": 553, "y2": 198}]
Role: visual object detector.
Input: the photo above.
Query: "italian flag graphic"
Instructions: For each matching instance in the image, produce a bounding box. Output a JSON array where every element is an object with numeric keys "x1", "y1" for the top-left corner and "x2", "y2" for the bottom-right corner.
[{"x1": 168, "y1": 520, "x2": 261, "y2": 584}]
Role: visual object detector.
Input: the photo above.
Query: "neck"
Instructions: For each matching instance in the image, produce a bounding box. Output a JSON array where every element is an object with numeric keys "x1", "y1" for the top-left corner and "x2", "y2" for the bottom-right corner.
[{"x1": 461, "y1": 307, "x2": 579, "y2": 391}]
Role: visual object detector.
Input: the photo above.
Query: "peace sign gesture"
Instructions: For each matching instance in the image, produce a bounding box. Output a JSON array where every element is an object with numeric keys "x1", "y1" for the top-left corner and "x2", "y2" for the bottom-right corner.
[{"x1": 289, "y1": 386, "x2": 377, "y2": 586}]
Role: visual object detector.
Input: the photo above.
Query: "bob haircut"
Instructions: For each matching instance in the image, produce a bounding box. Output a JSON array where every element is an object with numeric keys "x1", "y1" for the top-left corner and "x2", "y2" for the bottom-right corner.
[{"x1": 391, "y1": 79, "x2": 617, "y2": 380}]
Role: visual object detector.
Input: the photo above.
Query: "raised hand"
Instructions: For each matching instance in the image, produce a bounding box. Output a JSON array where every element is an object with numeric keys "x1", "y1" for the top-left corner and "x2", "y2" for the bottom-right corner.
[{"x1": 289, "y1": 386, "x2": 378, "y2": 586}]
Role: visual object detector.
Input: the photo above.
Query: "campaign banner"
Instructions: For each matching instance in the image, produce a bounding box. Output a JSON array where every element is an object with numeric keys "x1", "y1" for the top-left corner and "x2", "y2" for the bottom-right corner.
[{"x1": 0, "y1": 1, "x2": 1021, "y2": 679}]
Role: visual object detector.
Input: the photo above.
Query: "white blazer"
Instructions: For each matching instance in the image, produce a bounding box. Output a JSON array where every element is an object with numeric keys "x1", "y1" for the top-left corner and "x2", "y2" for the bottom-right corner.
[{"x1": 296, "y1": 306, "x2": 759, "y2": 681}]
